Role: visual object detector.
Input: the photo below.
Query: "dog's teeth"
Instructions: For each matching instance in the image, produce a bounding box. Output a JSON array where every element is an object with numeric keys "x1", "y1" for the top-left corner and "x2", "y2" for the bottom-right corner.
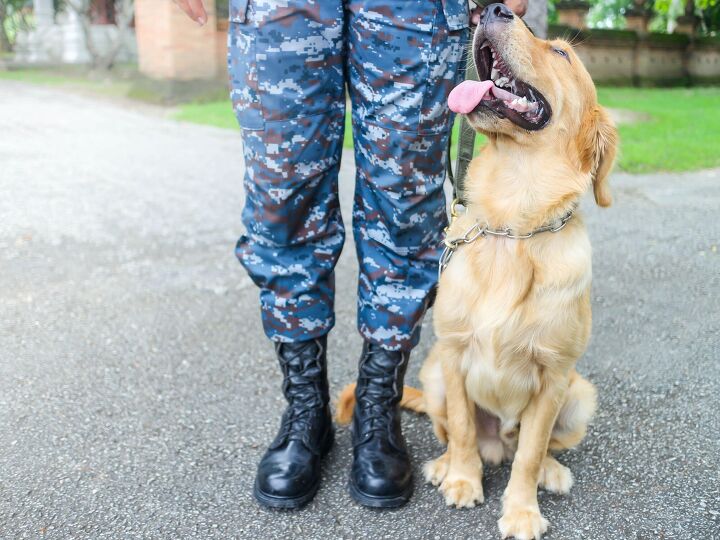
[
  {"x1": 495, "y1": 76, "x2": 510, "y2": 87},
  {"x1": 491, "y1": 68, "x2": 500, "y2": 80}
]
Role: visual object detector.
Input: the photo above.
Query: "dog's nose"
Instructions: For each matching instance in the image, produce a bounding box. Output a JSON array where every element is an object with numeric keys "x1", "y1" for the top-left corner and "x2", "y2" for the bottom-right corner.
[{"x1": 480, "y1": 3, "x2": 515, "y2": 25}]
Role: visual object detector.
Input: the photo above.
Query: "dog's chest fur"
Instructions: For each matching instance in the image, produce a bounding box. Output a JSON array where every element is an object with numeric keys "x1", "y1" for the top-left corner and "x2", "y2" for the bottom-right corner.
[{"x1": 434, "y1": 219, "x2": 593, "y2": 426}]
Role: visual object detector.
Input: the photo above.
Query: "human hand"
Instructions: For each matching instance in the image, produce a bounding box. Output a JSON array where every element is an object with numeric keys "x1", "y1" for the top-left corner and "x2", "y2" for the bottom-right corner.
[
  {"x1": 503, "y1": 0, "x2": 528, "y2": 17},
  {"x1": 470, "y1": 0, "x2": 529, "y2": 25},
  {"x1": 173, "y1": 0, "x2": 208, "y2": 25}
]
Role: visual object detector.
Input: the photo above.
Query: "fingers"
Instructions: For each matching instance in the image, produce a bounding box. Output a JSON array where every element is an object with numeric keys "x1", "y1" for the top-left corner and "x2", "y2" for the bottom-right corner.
[
  {"x1": 174, "y1": 0, "x2": 192, "y2": 19},
  {"x1": 173, "y1": 0, "x2": 207, "y2": 25},
  {"x1": 188, "y1": 0, "x2": 208, "y2": 25},
  {"x1": 503, "y1": 0, "x2": 528, "y2": 17}
]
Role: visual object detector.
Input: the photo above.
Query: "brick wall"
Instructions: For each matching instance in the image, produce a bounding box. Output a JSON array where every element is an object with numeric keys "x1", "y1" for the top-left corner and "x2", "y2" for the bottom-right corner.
[
  {"x1": 135, "y1": 0, "x2": 219, "y2": 81},
  {"x1": 549, "y1": 25, "x2": 720, "y2": 86}
]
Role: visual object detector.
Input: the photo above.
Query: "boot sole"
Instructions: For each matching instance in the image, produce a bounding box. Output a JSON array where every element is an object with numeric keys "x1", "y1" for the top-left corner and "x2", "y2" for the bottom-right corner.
[
  {"x1": 253, "y1": 428, "x2": 334, "y2": 510},
  {"x1": 348, "y1": 477, "x2": 413, "y2": 509}
]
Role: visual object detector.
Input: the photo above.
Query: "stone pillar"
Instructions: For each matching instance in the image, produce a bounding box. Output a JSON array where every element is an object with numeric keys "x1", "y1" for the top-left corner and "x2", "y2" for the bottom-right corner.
[
  {"x1": 135, "y1": 0, "x2": 218, "y2": 80},
  {"x1": 34, "y1": 0, "x2": 55, "y2": 30},
  {"x1": 61, "y1": 8, "x2": 91, "y2": 64},
  {"x1": 674, "y1": 15, "x2": 700, "y2": 35},
  {"x1": 556, "y1": 1, "x2": 590, "y2": 30},
  {"x1": 675, "y1": 0, "x2": 700, "y2": 35},
  {"x1": 624, "y1": 9, "x2": 652, "y2": 33}
]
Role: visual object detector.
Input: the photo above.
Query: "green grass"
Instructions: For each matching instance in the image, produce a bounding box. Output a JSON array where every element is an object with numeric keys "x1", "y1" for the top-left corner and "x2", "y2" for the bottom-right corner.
[
  {"x1": 173, "y1": 99, "x2": 242, "y2": 130},
  {"x1": 597, "y1": 87, "x2": 720, "y2": 173},
  {"x1": 0, "y1": 67, "x2": 134, "y2": 98}
]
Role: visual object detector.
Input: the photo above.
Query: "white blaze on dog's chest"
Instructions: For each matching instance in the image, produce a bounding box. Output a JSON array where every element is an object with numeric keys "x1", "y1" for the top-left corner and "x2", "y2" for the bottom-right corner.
[
  {"x1": 462, "y1": 341, "x2": 538, "y2": 424},
  {"x1": 443, "y1": 237, "x2": 539, "y2": 421}
]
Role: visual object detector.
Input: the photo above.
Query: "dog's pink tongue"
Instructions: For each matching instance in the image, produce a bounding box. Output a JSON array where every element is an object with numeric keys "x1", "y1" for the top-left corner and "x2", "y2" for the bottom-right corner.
[
  {"x1": 448, "y1": 80, "x2": 537, "y2": 114},
  {"x1": 447, "y1": 80, "x2": 495, "y2": 114}
]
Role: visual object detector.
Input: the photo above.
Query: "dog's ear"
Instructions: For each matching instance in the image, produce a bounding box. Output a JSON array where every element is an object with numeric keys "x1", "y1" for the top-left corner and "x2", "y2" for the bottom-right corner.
[{"x1": 578, "y1": 106, "x2": 618, "y2": 207}]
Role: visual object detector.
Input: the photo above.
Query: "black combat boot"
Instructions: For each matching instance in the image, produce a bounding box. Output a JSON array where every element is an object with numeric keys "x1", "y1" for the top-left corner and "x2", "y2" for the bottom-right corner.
[
  {"x1": 254, "y1": 336, "x2": 334, "y2": 509},
  {"x1": 349, "y1": 341, "x2": 413, "y2": 508}
]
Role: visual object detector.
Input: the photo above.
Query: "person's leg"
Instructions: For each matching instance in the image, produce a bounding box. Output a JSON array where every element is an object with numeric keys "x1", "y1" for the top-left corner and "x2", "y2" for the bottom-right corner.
[
  {"x1": 227, "y1": 0, "x2": 345, "y2": 509},
  {"x1": 345, "y1": 0, "x2": 468, "y2": 507}
]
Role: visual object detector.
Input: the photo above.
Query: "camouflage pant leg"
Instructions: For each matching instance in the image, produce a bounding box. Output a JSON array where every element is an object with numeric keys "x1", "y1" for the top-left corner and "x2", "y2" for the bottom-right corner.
[
  {"x1": 347, "y1": 0, "x2": 469, "y2": 350},
  {"x1": 228, "y1": 0, "x2": 346, "y2": 342}
]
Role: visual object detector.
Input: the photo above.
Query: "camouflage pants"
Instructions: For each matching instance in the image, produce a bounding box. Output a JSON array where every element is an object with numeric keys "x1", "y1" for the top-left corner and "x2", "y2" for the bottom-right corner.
[{"x1": 228, "y1": 0, "x2": 469, "y2": 351}]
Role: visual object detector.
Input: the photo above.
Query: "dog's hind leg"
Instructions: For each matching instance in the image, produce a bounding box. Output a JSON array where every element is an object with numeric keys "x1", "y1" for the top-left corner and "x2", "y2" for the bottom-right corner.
[
  {"x1": 538, "y1": 455, "x2": 574, "y2": 494},
  {"x1": 535, "y1": 371, "x2": 596, "y2": 497},
  {"x1": 476, "y1": 408, "x2": 505, "y2": 467},
  {"x1": 423, "y1": 450, "x2": 450, "y2": 487},
  {"x1": 549, "y1": 370, "x2": 597, "y2": 451}
]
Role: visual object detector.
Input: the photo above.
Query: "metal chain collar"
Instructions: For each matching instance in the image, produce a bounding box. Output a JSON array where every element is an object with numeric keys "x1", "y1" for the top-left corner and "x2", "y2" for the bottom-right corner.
[{"x1": 438, "y1": 202, "x2": 578, "y2": 278}]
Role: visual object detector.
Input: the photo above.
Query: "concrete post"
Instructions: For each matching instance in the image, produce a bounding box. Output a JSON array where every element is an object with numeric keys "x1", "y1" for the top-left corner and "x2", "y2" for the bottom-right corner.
[
  {"x1": 34, "y1": 0, "x2": 56, "y2": 30},
  {"x1": 61, "y1": 8, "x2": 91, "y2": 64},
  {"x1": 524, "y1": 0, "x2": 549, "y2": 38}
]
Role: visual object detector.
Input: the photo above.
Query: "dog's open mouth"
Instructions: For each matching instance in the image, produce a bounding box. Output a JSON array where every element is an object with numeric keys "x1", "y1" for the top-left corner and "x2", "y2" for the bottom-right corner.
[{"x1": 448, "y1": 40, "x2": 552, "y2": 131}]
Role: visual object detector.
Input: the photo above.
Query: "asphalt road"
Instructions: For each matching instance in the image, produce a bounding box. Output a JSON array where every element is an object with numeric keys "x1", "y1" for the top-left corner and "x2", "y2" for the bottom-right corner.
[{"x1": 1, "y1": 81, "x2": 718, "y2": 540}]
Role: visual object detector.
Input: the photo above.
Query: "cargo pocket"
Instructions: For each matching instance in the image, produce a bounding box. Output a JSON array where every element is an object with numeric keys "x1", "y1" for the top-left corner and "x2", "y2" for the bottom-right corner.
[
  {"x1": 228, "y1": 0, "x2": 345, "y2": 129},
  {"x1": 227, "y1": 0, "x2": 263, "y2": 130},
  {"x1": 418, "y1": 4, "x2": 470, "y2": 135}
]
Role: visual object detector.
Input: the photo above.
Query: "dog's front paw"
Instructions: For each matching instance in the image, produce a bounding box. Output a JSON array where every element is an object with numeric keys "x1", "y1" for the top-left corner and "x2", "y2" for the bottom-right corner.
[
  {"x1": 498, "y1": 505, "x2": 548, "y2": 539},
  {"x1": 539, "y1": 457, "x2": 573, "y2": 494},
  {"x1": 439, "y1": 473, "x2": 484, "y2": 508},
  {"x1": 423, "y1": 454, "x2": 450, "y2": 486}
]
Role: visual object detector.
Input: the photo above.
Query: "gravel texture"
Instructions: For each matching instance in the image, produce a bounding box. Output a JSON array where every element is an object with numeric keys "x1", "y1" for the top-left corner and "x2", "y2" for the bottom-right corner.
[{"x1": 1, "y1": 81, "x2": 718, "y2": 539}]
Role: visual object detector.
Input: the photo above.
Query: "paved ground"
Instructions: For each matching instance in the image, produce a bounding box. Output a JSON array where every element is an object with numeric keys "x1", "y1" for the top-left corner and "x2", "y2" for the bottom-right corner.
[{"x1": 1, "y1": 81, "x2": 718, "y2": 540}]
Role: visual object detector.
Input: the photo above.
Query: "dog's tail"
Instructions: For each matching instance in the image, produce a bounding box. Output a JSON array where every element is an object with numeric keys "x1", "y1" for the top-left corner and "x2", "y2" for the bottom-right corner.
[{"x1": 335, "y1": 383, "x2": 426, "y2": 425}]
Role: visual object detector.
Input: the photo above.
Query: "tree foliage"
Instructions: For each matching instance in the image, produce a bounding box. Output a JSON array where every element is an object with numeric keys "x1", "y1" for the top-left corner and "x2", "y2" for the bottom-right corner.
[
  {"x1": 0, "y1": 0, "x2": 32, "y2": 52},
  {"x1": 587, "y1": 0, "x2": 632, "y2": 28},
  {"x1": 654, "y1": 0, "x2": 720, "y2": 33},
  {"x1": 549, "y1": 0, "x2": 719, "y2": 32}
]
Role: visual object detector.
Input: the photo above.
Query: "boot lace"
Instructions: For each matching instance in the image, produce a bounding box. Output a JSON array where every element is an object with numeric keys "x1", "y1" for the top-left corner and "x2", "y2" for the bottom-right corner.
[
  {"x1": 277, "y1": 341, "x2": 325, "y2": 440},
  {"x1": 355, "y1": 350, "x2": 400, "y2": 436}
]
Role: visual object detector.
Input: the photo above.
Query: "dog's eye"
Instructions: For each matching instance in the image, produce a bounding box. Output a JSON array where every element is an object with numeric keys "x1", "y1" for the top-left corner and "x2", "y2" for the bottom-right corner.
[{"x1": 552, "y1": 47, "x2": 570, "y2": 62}]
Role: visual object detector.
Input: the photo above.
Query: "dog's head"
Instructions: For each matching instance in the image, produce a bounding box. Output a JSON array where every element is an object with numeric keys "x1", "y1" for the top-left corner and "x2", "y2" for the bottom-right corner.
[{"x1": 449, "y1": 3, "x2": 618, "y2": 206}]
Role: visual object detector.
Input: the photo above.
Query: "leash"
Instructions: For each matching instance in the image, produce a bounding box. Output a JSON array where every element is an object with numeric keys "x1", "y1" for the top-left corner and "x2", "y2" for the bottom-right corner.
[
  {"x1": 446, "y1": 0, "x2": 491, "y2": 207},
  {"x1": 446, "y1": 58, "x2": 478, "y2": 209},
  {"x1": 446, "y1": 41, "x2": 479, "y2": 209},
  {"x1": 438, "y1": 204, "x2": 578, "y2": 278}
]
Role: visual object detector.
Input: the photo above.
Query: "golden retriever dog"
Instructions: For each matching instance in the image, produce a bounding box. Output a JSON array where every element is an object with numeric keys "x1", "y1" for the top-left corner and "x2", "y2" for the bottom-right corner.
[{"x1": 338, "y1": 3, "x2": 617, "y2": 539}]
